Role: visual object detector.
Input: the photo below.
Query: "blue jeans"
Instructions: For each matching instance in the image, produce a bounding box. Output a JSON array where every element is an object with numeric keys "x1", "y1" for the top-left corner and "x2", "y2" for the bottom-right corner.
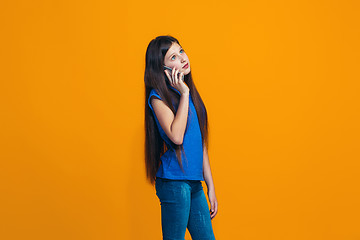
[{"x1": 155, "y1": 177, "x2": 216, "y2": 240}]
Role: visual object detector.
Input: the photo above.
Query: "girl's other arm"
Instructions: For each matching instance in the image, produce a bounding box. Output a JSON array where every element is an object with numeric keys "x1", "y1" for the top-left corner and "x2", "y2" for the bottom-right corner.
[
  {"x1": 203, "y1": 144, "x2": 218, "y2": 219},
  {"x1": 203, "y1": 144, "x2": 215, "y2": 192}
]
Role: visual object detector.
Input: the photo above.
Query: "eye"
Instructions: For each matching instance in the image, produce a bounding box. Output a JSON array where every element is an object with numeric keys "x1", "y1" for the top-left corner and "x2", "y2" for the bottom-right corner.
[{"x1": 171, "y1": 49, "x2": 184, "y2": 60}]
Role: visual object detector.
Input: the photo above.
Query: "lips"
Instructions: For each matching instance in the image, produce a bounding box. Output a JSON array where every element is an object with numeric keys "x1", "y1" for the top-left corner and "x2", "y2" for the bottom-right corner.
[{"x1": 182, "y1": 63, "x2": 189, "y2": 69}]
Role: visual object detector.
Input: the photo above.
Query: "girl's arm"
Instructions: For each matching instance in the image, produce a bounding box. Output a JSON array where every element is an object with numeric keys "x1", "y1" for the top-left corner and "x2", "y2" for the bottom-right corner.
[
  {"x1": 151, "y1": 91, "x2": 189, "y2": 145},
  {"x1": 203, "y1": 144, "x2": 215, "y2": 192},
  {"x1": 203, "y1": 144, "x2": 218, "y2": 219}
]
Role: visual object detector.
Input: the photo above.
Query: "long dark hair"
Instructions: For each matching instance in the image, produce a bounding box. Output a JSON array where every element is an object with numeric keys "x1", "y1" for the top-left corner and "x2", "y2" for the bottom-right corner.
[{"x1": 144, "y1": 35, "x2": 209, "y2": 185}]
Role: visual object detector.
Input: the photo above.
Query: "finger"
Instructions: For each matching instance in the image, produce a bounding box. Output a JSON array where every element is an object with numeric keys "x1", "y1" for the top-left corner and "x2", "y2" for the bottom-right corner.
[
  {"x1": 180, "y1": 72, "x2": 184, "y2": 81},
  {"x1": 210, "y1": 210, "x2": 215, "y2": 219},
  {"x1": 210, "y1": 201, "x2": 217, "y2": 219},
  {"x1": 211, "y1": 210, "x2": 217, "y2": 219},
  {"x1": 174, "y1": 69, "x2": 178, "y2": 81},
  {"x1": 211, "y1": 201, "x2": 215, "y2": 213},
  {"x1": 168, "y1": 70, "x2": 174, "y2": 85},
  {"x1": 174, "y1": 69, "x2": 179, "y2": 84},
  {"x1": 164, "y1": 70, "x2": 169, "y2": 79},
  {"x1": 210, "y1": 208, "x2": 217, "y2": 219},
  {"x1": 175, "y1": 69, "x2": 181, "y2": 83},
  {"x1": 172, "y1": 67, "x2": 175, "y2": 80},
  {"x1": 214, "y1": 202, "x2": 218, "y2": 217},
  {"x1": 164, "y1": 71, "x2": 173, "y2": 84}
]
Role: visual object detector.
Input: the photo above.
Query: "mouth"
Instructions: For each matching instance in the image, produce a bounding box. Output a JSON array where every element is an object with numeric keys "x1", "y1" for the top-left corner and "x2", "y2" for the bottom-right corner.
[{"x1": 182, "y1": 63, "x2": 189, "y2": 69}]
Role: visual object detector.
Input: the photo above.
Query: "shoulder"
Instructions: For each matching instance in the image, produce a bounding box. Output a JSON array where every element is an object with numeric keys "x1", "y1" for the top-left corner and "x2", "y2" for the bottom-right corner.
[
  {"x1": 148, "y1": 88, "x2": 163, "y2": 111},
  {"x1": 149, "y1": 88, "x2": 161, "y2": 99}
]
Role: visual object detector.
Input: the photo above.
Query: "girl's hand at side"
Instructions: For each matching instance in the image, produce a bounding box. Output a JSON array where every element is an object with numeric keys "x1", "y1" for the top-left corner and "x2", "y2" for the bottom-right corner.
[
  {"x1": 164, "y1": 67, "x2": 189, "y2": 95},
  {"x1": 208, "y1": 189, "x2": 218, "y2": 220}
]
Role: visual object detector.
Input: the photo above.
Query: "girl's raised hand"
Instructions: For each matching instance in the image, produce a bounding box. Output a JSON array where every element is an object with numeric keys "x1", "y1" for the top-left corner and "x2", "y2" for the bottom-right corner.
[{"x1": 164, "y1": 67, "x2": 189, "y2": 95}]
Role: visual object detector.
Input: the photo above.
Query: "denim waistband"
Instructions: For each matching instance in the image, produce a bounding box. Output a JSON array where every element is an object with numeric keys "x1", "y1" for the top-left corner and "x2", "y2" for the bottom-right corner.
[{"x1": 156, "y1": 177, "x2": 201, "y2": 183}]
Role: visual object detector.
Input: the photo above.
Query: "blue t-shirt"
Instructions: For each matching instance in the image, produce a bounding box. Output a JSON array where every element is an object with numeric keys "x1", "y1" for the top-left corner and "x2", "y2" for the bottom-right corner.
[{"x1": 148, "y1": 86, "x2": 204, "y2": 181}]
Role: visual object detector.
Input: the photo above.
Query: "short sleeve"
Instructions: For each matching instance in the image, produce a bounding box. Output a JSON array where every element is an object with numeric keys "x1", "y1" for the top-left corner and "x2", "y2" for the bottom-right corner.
[
  {"x1": 148, "y1": 89, "x2": 162, "y2": 112},
  {"x1": 148, "y1": 89, "x2": 168, "y2": 141}
]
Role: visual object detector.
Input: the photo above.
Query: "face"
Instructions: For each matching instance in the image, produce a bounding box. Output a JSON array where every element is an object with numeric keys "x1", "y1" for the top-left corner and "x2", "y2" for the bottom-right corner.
[{"x1": 164, "y1": 42, "x2": 190, "y2": 75}]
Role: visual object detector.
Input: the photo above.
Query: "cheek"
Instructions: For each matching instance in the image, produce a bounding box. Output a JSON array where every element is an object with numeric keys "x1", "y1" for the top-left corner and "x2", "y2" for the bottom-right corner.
[{"x1": 172, "y1": 63, "x2": 183, "y2": 69}]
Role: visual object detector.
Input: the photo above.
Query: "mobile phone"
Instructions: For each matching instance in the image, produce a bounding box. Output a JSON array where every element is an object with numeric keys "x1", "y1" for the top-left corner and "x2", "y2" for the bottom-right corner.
[
  {"x1": 163, "y1": 65, "x2": 184, "y2": 80},
  {"x1": 163, "y1": 65, "x2": 173, "y2": 71}
]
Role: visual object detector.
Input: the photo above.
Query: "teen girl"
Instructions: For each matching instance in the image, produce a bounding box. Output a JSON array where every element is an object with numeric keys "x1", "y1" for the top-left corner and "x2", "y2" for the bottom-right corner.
[{"x1": 144, "y1": 35, "x2": 218, "y2": 240}]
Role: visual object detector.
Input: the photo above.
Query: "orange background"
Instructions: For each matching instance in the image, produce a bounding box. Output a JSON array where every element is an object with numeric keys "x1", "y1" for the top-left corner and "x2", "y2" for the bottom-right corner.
[{"x1": 1, "y1": 0, "x2": 359, "y2": 239}]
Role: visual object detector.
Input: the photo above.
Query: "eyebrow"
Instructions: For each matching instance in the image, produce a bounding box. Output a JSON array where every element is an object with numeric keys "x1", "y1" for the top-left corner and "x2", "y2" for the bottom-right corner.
[{"x1": 168, "y1": 47, "x2": 183, "y2": 58}]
